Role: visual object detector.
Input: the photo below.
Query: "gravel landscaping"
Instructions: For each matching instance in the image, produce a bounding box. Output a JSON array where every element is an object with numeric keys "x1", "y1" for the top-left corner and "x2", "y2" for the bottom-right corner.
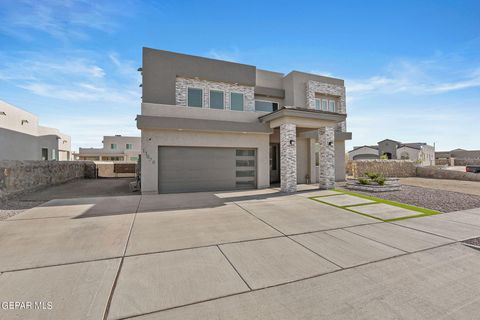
[
  {"x1": 0, "y1": 199, "x2": 44, "y2": 220},
  {"x1": 340, "y1": 185, "x2": 480, "y2": 213}
]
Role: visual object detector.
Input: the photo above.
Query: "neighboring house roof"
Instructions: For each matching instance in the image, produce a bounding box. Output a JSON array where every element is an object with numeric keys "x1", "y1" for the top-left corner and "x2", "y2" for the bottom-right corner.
[
  {"x1": 398, "y1": 143, "x2": 427, "y2": 150},
  {"x1": 350, "y1": 145, "x2": 378, "y2": 152},
  {"x1": 377, "y1": 139, "x2": 402, "y2": 145}
]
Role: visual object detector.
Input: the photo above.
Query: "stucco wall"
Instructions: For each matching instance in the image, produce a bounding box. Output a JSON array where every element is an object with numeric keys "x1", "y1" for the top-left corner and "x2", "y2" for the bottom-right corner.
[
  {"x1": 141, "y1": 129, "x2": 270, "y2": 194},
  {"x1": 0, "y1": 161, "x2": 96, "y2": 200},
  {"x1": 0, "y1": 128, "x2": 59, "y2": 160},
  {"x1": 349, "y1": 160, "x2": 417, "y2": 178}
]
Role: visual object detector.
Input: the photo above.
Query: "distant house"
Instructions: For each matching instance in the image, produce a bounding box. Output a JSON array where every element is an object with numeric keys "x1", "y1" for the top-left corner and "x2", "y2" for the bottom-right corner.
[
  {"x1": 348, "y1": 139, "x2": 435, "y2": 166},
  {"x1": 0, "y1": 100, "x2": 71, "y2": 161},
  {"x1": 436, "y1": 148, "x2": 480, "y2": 165},
  {"x1": 76, "y1": 135, "x2": 140, "y2": 162}
]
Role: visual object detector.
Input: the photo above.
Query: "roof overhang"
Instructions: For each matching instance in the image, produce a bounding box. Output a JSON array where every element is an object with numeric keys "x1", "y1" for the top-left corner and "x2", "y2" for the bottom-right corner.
[
  {"x1": 137, "y1": 115, "x2": 272, "y2": 134},
  {"x1": 258, "y1": 107, "x2": 346, "y2": 129}
]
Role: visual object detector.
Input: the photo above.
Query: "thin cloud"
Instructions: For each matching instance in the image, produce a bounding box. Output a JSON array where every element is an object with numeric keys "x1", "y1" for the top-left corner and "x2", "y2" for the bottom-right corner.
[
  {"x1": 346, "y1": 60, "x2": 480, "y2": 96},
  {"x1": 206, "y1": 47, "x2": 241, "y2": 62},
  {"x1": 0, "y1": 0, "x2": 133, "y2": 40}
]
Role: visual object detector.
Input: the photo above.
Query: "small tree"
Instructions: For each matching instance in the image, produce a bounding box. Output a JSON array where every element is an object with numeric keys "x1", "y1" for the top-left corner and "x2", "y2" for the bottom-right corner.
[{"x1": 380, "y1": 153, "x2": 389, "y2": 160}]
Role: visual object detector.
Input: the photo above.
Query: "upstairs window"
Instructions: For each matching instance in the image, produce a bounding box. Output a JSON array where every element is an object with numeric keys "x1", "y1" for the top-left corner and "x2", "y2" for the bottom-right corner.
[
  {"x1": 230, "y1": 92, "x2": 244, "y2": 111},
  {"x1": 321, "y1": 99, "x2": 328, "y2": 111},
  {"x1": 187, "y1": 88, "x2": 203, "y2": 108},
  {"x1": 255, "y1": 100, "x2": 279, "y2": 112},
  {"x1": 315, "y1": 98, "x2": 321, "y2": 110},
  {"x1": 111, "y1": 143, "x2": 117, "y2": 150},
  {"x1": 328, "y1": 100, "x2": 336, "y2": 112},
  {"x1": 209, "y1": 90, "x2": 224, "y2": 109},
  {"x1": 126, "y1": 143, "x2": 133, "y2": 150}
]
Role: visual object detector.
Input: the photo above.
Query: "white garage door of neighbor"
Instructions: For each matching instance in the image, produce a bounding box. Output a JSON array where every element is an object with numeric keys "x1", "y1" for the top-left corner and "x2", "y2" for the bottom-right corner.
[{"x1": 158, "y1": 147, "x2": 256, "y2": 193}]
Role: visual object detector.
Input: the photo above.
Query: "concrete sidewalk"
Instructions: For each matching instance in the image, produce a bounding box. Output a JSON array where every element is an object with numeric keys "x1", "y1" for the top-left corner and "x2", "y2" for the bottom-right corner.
[{"x1": 0, "y1": 188, "x2": 479, "y2": 319}]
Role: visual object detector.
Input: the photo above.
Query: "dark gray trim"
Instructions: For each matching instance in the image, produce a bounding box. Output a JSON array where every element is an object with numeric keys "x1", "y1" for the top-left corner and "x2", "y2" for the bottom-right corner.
[
  {"x1": 258, "y1": 107, "x2": 347, "y2": 123},
  {"x1": 254, "y1": 86, "x2": 285, "y2": 98},
  {"x1": 137, "y1": 115, "x2": 272, "y2": 134}
]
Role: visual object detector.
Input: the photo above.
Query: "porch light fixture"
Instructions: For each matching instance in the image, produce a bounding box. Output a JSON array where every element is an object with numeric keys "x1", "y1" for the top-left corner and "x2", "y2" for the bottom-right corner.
[
  {"x1": 21, "y1": 120, "x2": 29, "y2": 125},
  {"x1": 290, "y1": 139, "x2": 295, "y2": 146},
  {"x1": 0, "y1": 111, "x2": 6, "y2": 116},
  {"x1": 328, "y1": 141, "x2": 333, "y2": 146}
]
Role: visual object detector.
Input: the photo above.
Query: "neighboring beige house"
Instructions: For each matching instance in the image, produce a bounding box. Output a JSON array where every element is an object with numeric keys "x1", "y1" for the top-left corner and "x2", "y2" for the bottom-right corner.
[
  {"x1": 137, "y1": 48, "x2": 352, "y2": 194},
  {"x1": 0, "y1": 100, "x2": 71, "y2": 161},
  {"x1": 436, "y1": 148, "x2": 480, "y2": 166},
  {"x1": 76, "y1": 135, "x2": 140, "y2": 162},
  {"x1": 348, "y1": 139, "x2": 435, "y2": 166}
]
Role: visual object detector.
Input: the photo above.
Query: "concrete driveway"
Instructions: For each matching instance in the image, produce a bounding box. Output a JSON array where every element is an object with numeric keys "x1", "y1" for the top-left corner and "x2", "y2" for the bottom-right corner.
[{"x1": 1, "y1": 187, "x2": 480, "y2": 319}]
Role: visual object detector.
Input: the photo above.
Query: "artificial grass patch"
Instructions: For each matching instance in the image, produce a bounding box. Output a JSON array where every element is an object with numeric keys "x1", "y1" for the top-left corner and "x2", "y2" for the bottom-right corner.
[{"x1": 310, "y1": 189, "x2": 443, "y2": 222}]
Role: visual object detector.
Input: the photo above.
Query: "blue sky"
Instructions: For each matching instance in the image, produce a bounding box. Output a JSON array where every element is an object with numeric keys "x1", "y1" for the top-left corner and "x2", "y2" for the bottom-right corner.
[{"x1": 0, "y1": 0, "x2": 479, "y2": 151}]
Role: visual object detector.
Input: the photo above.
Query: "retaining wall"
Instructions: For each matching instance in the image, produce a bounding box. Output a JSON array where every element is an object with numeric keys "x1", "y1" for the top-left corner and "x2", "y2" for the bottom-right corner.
[
  {"x1": 416, "y1": 166, "x2": 480, "y2": 182},
  {"x1": 348, "y1": 160, "x2": 417, "y2": 178},
  {"x1": 0, "y1": 160, "x2": 96, "y2": 200}
]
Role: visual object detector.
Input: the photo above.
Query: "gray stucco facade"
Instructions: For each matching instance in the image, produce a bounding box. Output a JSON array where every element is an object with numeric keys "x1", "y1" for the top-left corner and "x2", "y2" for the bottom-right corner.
[{"x1": 138, "y1": 48, "x2": 352, "y2": 194}]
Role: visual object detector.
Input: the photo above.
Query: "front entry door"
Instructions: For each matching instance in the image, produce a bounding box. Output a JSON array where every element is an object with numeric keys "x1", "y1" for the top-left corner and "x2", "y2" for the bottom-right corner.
[{"x1": 269, "y1": 143, "x2": 280, "y2": 183}]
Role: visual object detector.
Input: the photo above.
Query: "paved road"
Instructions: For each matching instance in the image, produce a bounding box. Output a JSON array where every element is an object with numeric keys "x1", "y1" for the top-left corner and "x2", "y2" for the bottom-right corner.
[
  {"x1": 400, "y1": 177, "x2": 480, "y2": 196},
  {"x1": 1, "y1": 188, "x2": 480, "y2": 319}
]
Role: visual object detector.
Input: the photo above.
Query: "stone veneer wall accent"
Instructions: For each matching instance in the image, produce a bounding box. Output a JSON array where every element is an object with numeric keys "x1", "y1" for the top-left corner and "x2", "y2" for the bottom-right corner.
[
  {"x1": 416, "y1": 166, "x2": 480, "y2": 182},
  {"x1": 280, "y1": 123, "x2": 297, "y2": 193},
  {"x1": 317, "y1": 127, "x2": 335, "y2": 189},
  {"x1": 349, "y1": 160, "x2": 416, "y2": 178},
  {"x1": 175, "y1": 77, "x2": 255, "y2": 111},
  {"x1": 305, "y1": 80, "x2": 346, "y2": 132},
  {"x1": 0, "y1": 161, "x2": 96, "y2": 200}
]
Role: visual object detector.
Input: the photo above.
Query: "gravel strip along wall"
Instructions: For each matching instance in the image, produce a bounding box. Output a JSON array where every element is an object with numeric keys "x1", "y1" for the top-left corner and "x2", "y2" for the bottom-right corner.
[
  {"x1": 0, "y1": 160, "x2": 96, "y2": 200},
  {"x1": 349, "y1": 160, "x2": 417, "y2": 178}
]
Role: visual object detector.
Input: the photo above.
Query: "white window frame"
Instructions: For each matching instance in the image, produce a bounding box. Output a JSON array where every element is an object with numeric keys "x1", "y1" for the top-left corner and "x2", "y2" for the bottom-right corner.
[
  {"x1": 315, "y1": 98, "x2": 321, "y2": 110},
  {"x1": 254, "y1": 99, "x2": 279, "y2": 112},
  {"x1": 328, "y1": 100, "x2": 336, "y2": 112},
  {"x1": 321, "y1": 99, "x2": 328, "y2": 111},
  {"x1": 187, "y1": 87, "x2": 203, "y2": 108},
  {"x1": 208, "y1": 89, "x2": 225, "y2": 110},
  {"x1": 126, "y1": 143, "x2": 133, "y2": 150},
  {"x1": 230, "y1": 92, "x2": 244, "y2": 111}
]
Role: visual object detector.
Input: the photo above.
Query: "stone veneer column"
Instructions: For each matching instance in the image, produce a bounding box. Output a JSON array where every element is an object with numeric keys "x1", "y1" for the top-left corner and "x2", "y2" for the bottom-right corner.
[
  {"x1": 280, "y1": 123, "x2": 297, "y2": 193},
  {"x1": 318, "y1": 127, "x2": 335, "y2": 190}
]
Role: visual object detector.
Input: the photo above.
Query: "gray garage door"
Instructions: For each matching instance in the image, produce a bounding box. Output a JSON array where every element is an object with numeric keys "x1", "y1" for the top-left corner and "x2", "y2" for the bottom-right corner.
[{"x1": 158, "y1": 147, "x2": 256, "y2": 193}]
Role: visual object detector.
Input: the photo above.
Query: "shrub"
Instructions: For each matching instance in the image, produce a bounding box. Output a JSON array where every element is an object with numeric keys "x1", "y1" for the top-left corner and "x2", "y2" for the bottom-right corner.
[
  {"x1": 365, "y1": 172, "x2": 379, "y2": 180},
  {"x1": 358, "y1": 177, "x2": 370, "y2": 185},
  {"x1": 374, "y1": 175, "x2": 386, "y2": 186}
]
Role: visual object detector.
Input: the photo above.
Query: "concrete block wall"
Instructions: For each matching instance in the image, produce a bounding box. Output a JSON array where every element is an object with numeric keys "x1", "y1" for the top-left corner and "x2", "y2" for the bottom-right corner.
[
  {"x1": 175, "y1": 77, "x2": 255, "y2": 111},
  {"x1": 0, "y1": 161, "x2": 96, "y2": 200},
  {"x1": 416, "y1": 166, "x2": 480, "y2": 181}
]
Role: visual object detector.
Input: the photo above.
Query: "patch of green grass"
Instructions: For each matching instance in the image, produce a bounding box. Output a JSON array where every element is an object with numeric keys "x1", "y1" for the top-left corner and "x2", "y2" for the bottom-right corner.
[{"x1": 309, "y1": 188, "x2": 443, "y2": 222}]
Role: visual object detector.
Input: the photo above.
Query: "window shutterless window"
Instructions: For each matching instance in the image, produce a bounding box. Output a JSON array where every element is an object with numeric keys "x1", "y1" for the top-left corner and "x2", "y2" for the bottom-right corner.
[
  {"x1": 321, "y1": 99, "x2": 328, "y2": 111},
  {"x1": 230, "y1": 92, "x2": 244, "y2": 111},
  {"x1": 209, "y1": 90, "x2": 224, "y2": 109},
  {"x1": 329, "y1": 100, "x2": 336, "y2": 112},
  {"x1": 187, "y1": 88, "x2": 203, "y2": 108},
  {"x1": 255, "y1": 100, "x2": 279, "y2": 112},
  {"x1": 126, "y1": 143, "x2": 132, "y2": 150},
  {"x1": 111, "y1": 144, "x2": 117, "y2": 150},
  {"x1": 315, "y1": 98, "x2": 321, "y2": 110}
]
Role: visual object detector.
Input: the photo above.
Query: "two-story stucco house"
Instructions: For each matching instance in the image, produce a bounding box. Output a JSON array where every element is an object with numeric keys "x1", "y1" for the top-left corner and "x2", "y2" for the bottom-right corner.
[
  {"x1": 77, "y1": 135, "x2": 141, "y2": 162},
  {"x1": 137, "y1": 48, "x2": 352, "y2": 194},
  {"x1": 0, "y1": 100, "x2": 71, "y2": 161}
]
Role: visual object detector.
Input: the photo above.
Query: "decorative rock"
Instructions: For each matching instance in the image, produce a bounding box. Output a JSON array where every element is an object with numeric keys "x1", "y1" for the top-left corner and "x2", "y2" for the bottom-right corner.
[
  {"x1": 175, "y1": 77, "x2": 255, "y2": 111},
  {"x1": 318, "y1": 127, "x2": 335, "y2": 190},
  {"x1": 280, "y1": 123, "x2": 297, "y2": 193}
]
